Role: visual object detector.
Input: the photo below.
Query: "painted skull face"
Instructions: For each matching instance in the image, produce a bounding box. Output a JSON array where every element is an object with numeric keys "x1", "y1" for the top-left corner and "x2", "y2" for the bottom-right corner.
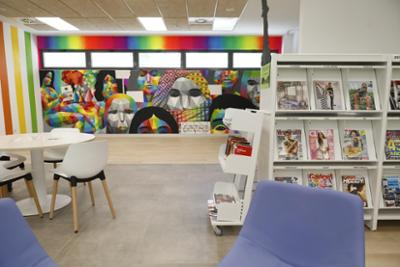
[
  {"x1": 107, "y1": 98, "x2": 134, "y2": 133},
  {"x1": 247, "y1": 79, "x2": 260, "y2": 106},
  {"x1": 167, "y1": 77, "x2": 205, "y2": 110},
  {"x1": 138, "y1": 114, "x2": 172, "y2": 134}
]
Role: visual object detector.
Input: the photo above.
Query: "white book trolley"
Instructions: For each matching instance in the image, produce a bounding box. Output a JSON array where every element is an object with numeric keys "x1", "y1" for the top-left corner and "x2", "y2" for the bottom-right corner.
[{"x1": 209, "y1": 108, "x2": 264, "y2": 236}]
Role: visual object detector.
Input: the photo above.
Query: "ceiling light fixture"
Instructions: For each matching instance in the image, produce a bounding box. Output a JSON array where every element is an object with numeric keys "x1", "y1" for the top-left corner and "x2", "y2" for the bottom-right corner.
[
  {"x1": 36, "y1": 17, "x2": 79, "y2": 31},
  {"x1": 138, "y1": 17, "x2": 167, "y2": 31},
  {"x1": 213, "y1": 17, "x2": 239, "y2": 31},
  {"x1": 188, "y1": 17, "x2": 213, "y2": 25}
]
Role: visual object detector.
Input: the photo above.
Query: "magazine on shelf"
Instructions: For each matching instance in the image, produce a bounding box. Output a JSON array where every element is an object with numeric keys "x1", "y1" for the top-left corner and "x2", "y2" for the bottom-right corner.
[
  {"x1": 276, "y1": 129, "x2": 303, "y2": 160},
  {"x1": 347, "y1": 80, "x2": 376, "y2": 110},
  {"x1": 341, "y1": 175, "x2": 370, "y2": 207},
  {"x1": 307, "y1": 171, "x2": 336, "y2": 190},
  {"x1": 276, "y1": 81, "x2": 309, "y2": 110},
  {"x1": 382, "y1": 176, "x2": 400, "y2": 207},
  {"x1": 313, "y1": 80, "x2": 343, "y2": 110},
  {"x1": 389, "y1": 80, "x2": 400, "y2": 110},
  {"x1": 342, "y1": 129, "x2": 369, "y2": 160},
  {"x1": 273, "y1": 170, "x2": 303, "y2": 185},
  {"x1": 308, "y1": 129, "x2": 335, "y2": 160},
  {"x1": 385, "y1": 130, "x2": 400, "y2": 160}
]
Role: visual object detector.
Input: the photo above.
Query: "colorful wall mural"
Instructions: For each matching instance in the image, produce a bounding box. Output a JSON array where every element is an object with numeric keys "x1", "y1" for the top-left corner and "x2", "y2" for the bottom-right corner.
[
  {"x1": 40, "y1": 69, "x2": 260, "y2": 134},
  {"x1": 38, "y1": 35, "x2": 282, "y2": 134},
  {"x1": 0, "y1": 21, "x2": 42, "y2": 135}
]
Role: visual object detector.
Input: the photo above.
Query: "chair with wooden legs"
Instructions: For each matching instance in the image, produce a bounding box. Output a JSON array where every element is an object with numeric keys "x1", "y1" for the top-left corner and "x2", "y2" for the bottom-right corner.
[
  {"x1": 0, "y1": 152, "x2": 26, "y2": 192},
  {"x1": 49, "y1": 140, "x2": 115, "y2": 233},
  {"x1": 0, "y1": 164, "x2": 43, "y2": 217},
  {"x1": 44, "y1": 128, "x2": 80, "y2": 168}
]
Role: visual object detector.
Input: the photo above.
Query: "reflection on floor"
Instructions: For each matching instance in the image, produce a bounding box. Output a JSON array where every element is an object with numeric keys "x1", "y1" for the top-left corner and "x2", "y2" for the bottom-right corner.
[{"x1": 7, "y1": 164, "x2": 400, "y2": 267}]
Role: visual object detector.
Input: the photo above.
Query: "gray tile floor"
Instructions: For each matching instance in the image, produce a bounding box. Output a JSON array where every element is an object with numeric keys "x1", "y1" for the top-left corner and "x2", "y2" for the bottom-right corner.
[
  {"x1": 8, "y1": 164, "x2": 400, "y2": 267},
  {"x1": 22, "y1": 164, "x2": 238, "y2": 267}
]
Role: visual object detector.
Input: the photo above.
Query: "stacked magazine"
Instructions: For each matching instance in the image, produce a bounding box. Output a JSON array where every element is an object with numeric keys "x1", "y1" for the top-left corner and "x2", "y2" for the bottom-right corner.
[{"x1": 276, "y1": 79, "x2": 378, "y2": 111}]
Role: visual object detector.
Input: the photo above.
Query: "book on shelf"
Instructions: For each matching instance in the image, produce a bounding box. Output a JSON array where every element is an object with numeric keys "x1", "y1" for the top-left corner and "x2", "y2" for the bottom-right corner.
[
  {"x1": 385, "y1": 130, "x2": 400, "y2": 160},
  {"x1": 348, "y1": 81, "x2": 376, "y2": 110},
  {"x1": 341, "y1": 175, "x2": 369, "y2": 207},
  {"x1": 342, "y1": 129, "x2": 369, "y2": 160},
  {"x1": 276, "y1": 129, "x2": 303, "y2": 160},
  {"x1": 276, "y1": 81, "x2": 309, "y2": 110},
  {"x1": 214, "y1": 194, "x2": 236, "y2": 204},
  {"x1": 308, "y1": 129, "x2": 335, "y2": 160},
  {"x1": 307, "y1": 171, "x2": 336, "y2": 190},
  {"x1": 389, "y1": 80, "x2": 400, "y2": 110},
  {"x1": 225, "y1": 136, "x2": 252, "y2": 157},
  {"x1": 382, "y1": 176, "x2": 400, "y2": 207},
  {"x1": 313, "y1": 80, "x2": 343, "y2": 110}
]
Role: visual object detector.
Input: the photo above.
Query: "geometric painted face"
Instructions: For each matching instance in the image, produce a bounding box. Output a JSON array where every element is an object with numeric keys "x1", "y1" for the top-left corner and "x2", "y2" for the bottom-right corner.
[{"x1": 107, "y1": 98, "x2": 134, "y2": 133}]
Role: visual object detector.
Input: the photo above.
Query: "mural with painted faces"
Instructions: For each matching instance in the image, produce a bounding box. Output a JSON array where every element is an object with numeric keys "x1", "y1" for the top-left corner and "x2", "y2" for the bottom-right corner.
[
  {"x1": 129, "y1": 107, "x2": 179, "y2": 134},
  {"x1": 166, "y1": 77, "x2": 206, "y2": 110},
  {"x1": 104, "y1": 94, "x2": 137, "y2": 134}
]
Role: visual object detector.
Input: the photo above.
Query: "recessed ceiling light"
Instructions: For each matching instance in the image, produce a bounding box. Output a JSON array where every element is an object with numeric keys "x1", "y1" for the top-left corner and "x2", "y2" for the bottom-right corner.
[
  {"x1": 188, "y1": 17, "x2": 214, "y2": 25},
  {"x1": 138, "y1": 17, "x2": 167, "y2": 31},
  {"x1": 213, "y1": 17, "x2": 239, "y2": 31},
  {"x1": 225, "y1": 7, "x2": 235, "y2": 12},
  {"x1": 36, "y1": 17, "x2": 79, "y2": 31}
]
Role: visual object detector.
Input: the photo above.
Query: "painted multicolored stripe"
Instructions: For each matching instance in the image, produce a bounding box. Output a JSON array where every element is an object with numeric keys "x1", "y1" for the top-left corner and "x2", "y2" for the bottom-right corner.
[
  {"x1": 0, "y1": 22, "x2": 13, "y2": 134},
  {"x1": 0, "y1": 21, "x2": 41, "y2": 135},
  {"x1": 24, "y1": 32, "x2": 38, "y2": 132},
  {"x1": 37, "y1": 35, "x2": 282, "y2": 52},
  {"x1": 11, "y1": 26, "x2": 27, "y2": 133}
]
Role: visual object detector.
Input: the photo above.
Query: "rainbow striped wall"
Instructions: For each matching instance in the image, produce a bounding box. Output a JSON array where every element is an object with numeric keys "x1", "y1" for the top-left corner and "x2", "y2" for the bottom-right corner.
[
  {"x1": 37, "y1": 35, "x2": 282, "y2": 52},
  {"x1": 0, "y1": 21, "x2": 42, "y2": 135}
]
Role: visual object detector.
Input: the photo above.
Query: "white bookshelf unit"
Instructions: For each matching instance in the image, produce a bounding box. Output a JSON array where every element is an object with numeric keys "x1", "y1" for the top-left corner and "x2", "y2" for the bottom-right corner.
[
  {"x1": 208, "y1": 108, "x2": 264, "y2": 235},
  {"x1": 260, "y1": 54, "x2": 396, "y2": 230}
]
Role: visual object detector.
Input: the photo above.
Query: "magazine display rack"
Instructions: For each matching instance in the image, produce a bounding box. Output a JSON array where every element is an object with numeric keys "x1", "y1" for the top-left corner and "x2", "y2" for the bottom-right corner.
[
  {"x1": 260, "y1": 54, "x2": 398, "y2": 230},
  {"x1": 379, "y1": 55, "x2": 400, "y2": 222},
  {"x1": 209, "y1": 108, "x2": 264, "y2": 236}
]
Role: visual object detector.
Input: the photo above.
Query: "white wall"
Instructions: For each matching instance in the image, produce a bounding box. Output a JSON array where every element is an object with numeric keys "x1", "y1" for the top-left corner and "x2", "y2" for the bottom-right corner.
[
  {"x1": 299, "y1": 0, "x2": 400, "y2": 53},
  {"x1": 282, "y1": 29, "x2": 299, "y2": 53}
]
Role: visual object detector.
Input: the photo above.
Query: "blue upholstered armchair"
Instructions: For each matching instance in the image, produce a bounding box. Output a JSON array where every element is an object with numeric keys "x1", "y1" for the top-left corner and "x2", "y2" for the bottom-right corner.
[{"x1": 219, "y1": 181, "x2": 365, "y2": 267}]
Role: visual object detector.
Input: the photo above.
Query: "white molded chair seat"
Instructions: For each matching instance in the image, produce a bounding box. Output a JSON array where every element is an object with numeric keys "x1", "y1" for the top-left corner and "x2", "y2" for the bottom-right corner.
[
  {"x1": 0, "y1": 163, "x2": 43, "y2": 217},
  {"x1": 43, "y1": 128, "x2": 80, "y2": 167},
  {"x1": 49, "y1": 140, "x2": 115, "y2": 233},
  {"x1": 0, "y1": 152, "x2": 26, "y2": 170}
]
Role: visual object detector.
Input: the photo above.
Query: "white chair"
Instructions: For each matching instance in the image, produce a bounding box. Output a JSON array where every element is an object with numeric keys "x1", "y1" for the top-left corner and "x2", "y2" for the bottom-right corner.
[
  {"x1": 0, "y1": 152, "x2": 26, "y2": 169},
  {"x1": 0, "y1": 163, "x2": 43, "y2": 217},
  {"x1": 0, "y1": 152, "x2": 27, "y2": 192},
  {"x1": 44, "y1": 128, "x2": 80, "y2": 168},
  {"x1": 49, "y1": 141, "x2": 115, "y2": 233}
]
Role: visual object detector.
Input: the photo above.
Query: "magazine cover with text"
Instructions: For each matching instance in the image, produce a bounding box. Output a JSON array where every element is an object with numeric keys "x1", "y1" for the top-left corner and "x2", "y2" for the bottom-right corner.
[
  {"x1": 308, "y1": 129, "x2": 335, "y2": 160},
  {"x1": 389, "y1": 80, "x2": 400, "y2": 110},
  {"x1": 276, "y1": 129, "x2": 303, "y2": 160},
  {"x1": 341, "y1": 175, "x2": 369, "y2": 207},
  {"x1": 342, "y1": 129, "x2": 369, "y2": 160},
  {"x1": 276, "y1": 81, "x2": 309, "y2": 110},
  {"x1": 274, "y1": 176, "x2": 302, "y2": 185},
  {"x1": 348, "y1": 81, "x2": 376, "y2": 110},
  {"x1": 382, "y1": 176, "x2": 400, "y2": 207},
  {"x1": 307, "y1": 172, "x2": 335, "y2": 189},
  {"x1": 313, "y1": 80, "x2": 343, "y2": 110},
  {"x1": 385, "y1": 130, "x2": 400, "y2": 160}
]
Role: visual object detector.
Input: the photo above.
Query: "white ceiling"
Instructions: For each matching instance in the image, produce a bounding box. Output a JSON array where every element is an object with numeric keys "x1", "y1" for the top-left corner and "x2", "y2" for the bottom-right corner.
[{"x1": 0, "y1": 0, "x2": 299, "y2": 35}]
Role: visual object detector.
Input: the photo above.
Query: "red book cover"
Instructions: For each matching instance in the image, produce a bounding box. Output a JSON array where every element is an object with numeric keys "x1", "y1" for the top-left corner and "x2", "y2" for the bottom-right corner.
[{"x1": 233, "y1": 144, "x2": 252, "y2": 156}]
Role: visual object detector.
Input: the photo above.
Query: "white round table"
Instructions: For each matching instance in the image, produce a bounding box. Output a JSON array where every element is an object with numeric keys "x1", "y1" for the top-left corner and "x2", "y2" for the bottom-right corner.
[{"x1": 0, "y1": 132, "x2": 95, "y2": 216}]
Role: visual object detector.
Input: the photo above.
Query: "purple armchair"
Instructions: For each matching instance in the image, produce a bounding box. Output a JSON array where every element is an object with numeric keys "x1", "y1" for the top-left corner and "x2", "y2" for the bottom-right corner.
[{"x1": 218, "y1": 181, "x2": 365, "y2": 267}]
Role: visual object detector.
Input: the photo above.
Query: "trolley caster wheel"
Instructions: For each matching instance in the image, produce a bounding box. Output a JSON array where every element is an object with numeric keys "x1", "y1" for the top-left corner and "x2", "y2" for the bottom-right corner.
[{"x1": 213, "y1": 225, "x2": 223, "y2": 236}]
